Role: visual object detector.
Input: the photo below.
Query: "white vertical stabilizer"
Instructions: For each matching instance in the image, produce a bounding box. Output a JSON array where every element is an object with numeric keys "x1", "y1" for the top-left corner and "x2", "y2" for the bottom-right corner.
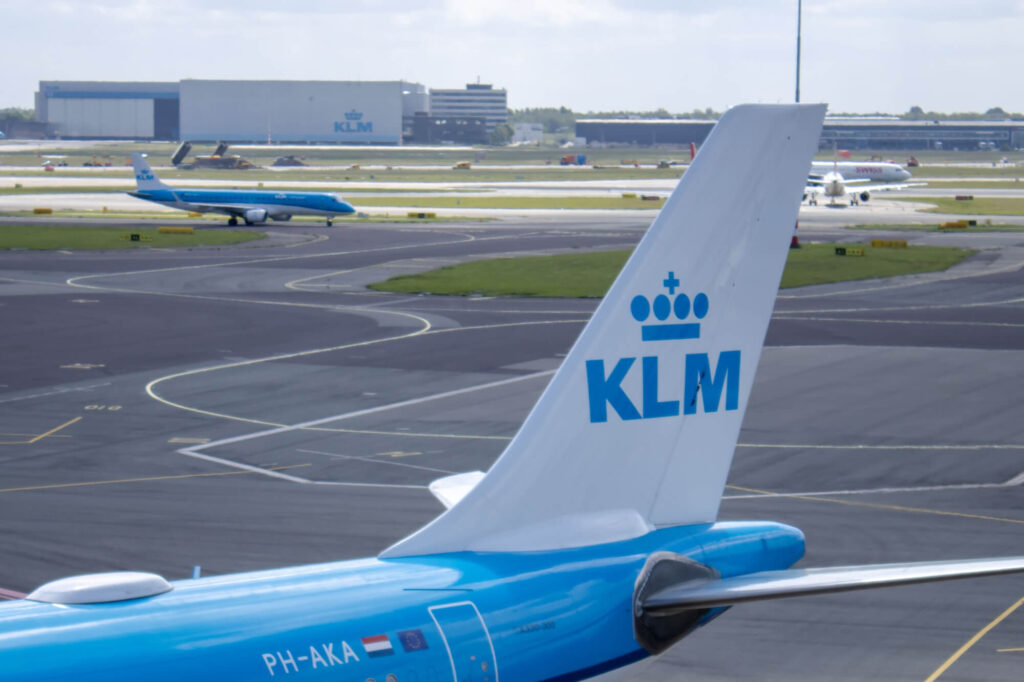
[
  {"x1": 129, "y1": 153, "x2": 170, "y2": 191},
  {"x1": 383, "y1": 104, "x2": 827, "y2": 557}
]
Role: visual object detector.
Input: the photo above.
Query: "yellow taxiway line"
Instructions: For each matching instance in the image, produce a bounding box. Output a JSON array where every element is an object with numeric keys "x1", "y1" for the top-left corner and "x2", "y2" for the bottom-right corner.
[
  {"x1": 26, "y1": 416, "x2": 82, "y2": 444},
  {"x1": 924, "y1": 595, "x2": 1024, "y2": 681}
]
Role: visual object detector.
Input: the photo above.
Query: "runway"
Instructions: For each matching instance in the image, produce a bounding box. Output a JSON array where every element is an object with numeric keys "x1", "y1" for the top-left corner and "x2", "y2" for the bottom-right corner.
[{"x1": 2, "y1": 216, "x2": 1024, "y2": 680}]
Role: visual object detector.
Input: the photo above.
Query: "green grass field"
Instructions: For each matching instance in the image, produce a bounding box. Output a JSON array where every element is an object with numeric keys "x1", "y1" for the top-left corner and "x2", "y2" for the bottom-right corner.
[
  {"x1": 0, "y1": 192, "x2": 665, "y2": 211},
  {"x1": 0, "y1": 225, "x2": 265, "y2": 250},
  {"x1": 370, "y1": 243, "x2": 974, "y2": 297},
  {"x1": 0, "y1": 166, "x2": 685, "y2": 184},
  {"x1": 848, "y1": 222, "x2": 1024, "y2": 232},
  {"x1": 352, "y1": 195, "x2": 665, "y2": 210},
  {"x1": 888, "y1": 197, "x2": 1024, "y2": 215}
]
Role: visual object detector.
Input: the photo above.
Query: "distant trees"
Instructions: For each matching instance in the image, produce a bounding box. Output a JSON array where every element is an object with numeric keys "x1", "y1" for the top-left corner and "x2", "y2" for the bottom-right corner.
[
  {"x1": 508, "y1": 107, "x2": 577, "y2": 134},
  {"x1": 0, "y1": 107, "x2": 34, "y2": 122},
  {"x1": 900, "y1": 105, "x2": 1021, "y2": 121},
  {"x1": 487, "y1": 123, "x2": 514, "y2": 146},
  {"x1": 507, "y1": 106, "x2": 724, "y2": 138}
]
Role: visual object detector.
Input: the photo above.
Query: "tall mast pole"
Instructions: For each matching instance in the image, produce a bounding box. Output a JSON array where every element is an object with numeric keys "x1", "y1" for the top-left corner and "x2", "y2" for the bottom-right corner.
[{"x1": 795, "y1": 0, "x2": 802, "y2": 103}]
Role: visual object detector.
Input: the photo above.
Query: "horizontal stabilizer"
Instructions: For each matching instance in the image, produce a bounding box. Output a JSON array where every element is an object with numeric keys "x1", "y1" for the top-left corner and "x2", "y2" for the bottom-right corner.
[
  {"x1": 643, "y1": 556, "x2": 1024, "y2": 614},
  {"x1": 429, "y1": 471, "x2": 485, "y2": 509}
]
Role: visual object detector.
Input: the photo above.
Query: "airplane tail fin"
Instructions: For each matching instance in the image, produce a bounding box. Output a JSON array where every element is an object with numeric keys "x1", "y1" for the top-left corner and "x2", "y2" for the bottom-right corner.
[
  {"x1": 383, "y1": 104, "x2": 826, "y2": 558},
  {"x1": 130, "y1": 153, "x2": 170, "y2": 191},
  {"x1": 689, "y1": 142, "x2": 697, "y2": 162}
]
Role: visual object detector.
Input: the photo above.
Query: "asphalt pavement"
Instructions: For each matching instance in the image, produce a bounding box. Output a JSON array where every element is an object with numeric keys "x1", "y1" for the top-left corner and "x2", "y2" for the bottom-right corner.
[{"x1": 1, "y1": 215, "x2": 1024, "y2": 680}]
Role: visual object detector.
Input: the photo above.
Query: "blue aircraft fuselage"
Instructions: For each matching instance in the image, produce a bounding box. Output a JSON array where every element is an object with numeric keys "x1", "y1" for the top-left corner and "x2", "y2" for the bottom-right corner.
[
  {"x1": 0, "y1": 522, "x2": 803, "y2": 681},
  {"x1": 129, "y1": 188, "x2": 356, "y2": 218}
]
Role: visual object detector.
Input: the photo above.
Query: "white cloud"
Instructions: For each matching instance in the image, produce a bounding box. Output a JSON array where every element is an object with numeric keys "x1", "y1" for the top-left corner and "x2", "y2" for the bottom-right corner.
[{"x1": 1, "y1": 0, "x2": 1022, "y2": 113}]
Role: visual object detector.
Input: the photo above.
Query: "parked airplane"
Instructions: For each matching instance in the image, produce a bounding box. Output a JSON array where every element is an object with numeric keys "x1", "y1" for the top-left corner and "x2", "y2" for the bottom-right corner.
[
  {"x1": 127, "y1": 153, "x2": 355, "y2": 226},
  {"x1": 805, "y1": 163, "x2": 925, "y2": 206},
  {"x1": 4, "y1": 105, "x2": 1023, "y2": 681},
  {"x1": 809, "y1": 159, "x2": 912, "y2": 182}
]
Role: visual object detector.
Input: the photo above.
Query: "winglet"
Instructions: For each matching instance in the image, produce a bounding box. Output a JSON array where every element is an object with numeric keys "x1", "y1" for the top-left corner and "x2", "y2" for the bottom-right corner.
[{"x1": 383, "y1": 104, "x2": 827, "y2": 558}]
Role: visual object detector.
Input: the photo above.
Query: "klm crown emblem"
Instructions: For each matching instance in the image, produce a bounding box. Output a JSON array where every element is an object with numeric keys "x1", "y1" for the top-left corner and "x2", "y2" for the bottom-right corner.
[
  {"x1": 629, "y1": 271, "x2": 709, "y2": 342},
  {"x1": 344, "y1": 109, "x2": 363, "y2": 121}
]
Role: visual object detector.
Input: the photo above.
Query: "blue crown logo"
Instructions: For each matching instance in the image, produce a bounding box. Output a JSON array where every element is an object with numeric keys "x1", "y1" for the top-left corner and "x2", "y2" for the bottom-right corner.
[
  {"x1": 629, "y1": 271, "x2": 709, "y2": 342},
  {"x1": 344, "y1": 109, "x2": 363, "y2": 121}
]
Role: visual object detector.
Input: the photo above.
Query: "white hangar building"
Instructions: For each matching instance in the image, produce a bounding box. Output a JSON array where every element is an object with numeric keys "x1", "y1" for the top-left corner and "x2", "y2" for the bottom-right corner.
[{"x1": 35, "y1": 80, "x2": 430, "y2": 144}]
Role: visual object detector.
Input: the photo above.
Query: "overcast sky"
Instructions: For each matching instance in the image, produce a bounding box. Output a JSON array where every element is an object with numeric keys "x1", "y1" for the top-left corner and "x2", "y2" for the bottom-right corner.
[{"x1": 4, "y1": 0, "x2": 1023, "y2": 114}]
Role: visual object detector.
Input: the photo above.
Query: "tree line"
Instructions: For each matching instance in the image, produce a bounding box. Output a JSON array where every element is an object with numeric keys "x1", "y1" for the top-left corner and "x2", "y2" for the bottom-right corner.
[{"x1": 509, "y1": 106, "x2": 1024, "y2": 135}]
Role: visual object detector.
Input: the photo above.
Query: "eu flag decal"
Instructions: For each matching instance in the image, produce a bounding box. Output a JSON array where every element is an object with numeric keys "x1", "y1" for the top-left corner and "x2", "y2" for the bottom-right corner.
[{"x1": 398, "y1": 629, "x2": 429, "y2": 653}]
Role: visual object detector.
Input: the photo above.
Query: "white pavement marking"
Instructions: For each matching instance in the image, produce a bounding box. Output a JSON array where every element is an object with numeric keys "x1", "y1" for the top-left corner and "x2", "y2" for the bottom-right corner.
[
  {"x1": 175, "y1": 369, "x2": 555, "y2": 482},
  {"x1": 297, "y1": 448, "x2": 455, "y2": 475},
  {"x1": 147, "y1": 320, "x2": 573, "y2": 425},
  {"x1": 736, "y1": 442, "x2": 1024, "y2": 451},
  {"x1": 724, "y1": 482, "x2": 1007, "y2": 500},
  {"x1": 64, "y1": 229, "x2": 481, "y2": 291},
  {"x1": 771, "y1": 315, "x2": 1024, "y2": 329},
  {"x1": 0, "y1": 383, "x2": 111, "y2": 404}
]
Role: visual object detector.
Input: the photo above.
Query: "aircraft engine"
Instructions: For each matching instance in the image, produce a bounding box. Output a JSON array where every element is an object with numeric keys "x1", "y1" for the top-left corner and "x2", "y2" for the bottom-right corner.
[
  {"x1": 859, "y1": 191, "x2": 871, "y2": 202},
  {"x1": 243, "y1": 208, "x2": 268, "y2": 224}
]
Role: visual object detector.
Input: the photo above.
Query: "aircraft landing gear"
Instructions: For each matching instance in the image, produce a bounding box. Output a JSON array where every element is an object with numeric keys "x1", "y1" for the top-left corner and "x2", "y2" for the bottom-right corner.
[
  {"x1": 228, "y1": 216, "x2": 238, "y2": 226},
  {"x1": 326, "y1": 218, "x2": 333, "y2": 227}
]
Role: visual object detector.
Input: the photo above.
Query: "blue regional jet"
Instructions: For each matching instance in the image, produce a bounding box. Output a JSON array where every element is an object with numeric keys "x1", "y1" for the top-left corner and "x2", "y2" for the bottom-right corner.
[
  {"x1": 4, "y1": 105, "x2": 1024, "y2": 681},
  {"x1": 128, "y1": 153, "x2": 356, "y2": 226}
]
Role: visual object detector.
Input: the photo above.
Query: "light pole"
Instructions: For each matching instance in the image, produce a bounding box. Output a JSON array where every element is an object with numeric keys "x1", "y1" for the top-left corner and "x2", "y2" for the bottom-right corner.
[{"x1": 795, "y1": 0, "x2": 802, "y2": 103}]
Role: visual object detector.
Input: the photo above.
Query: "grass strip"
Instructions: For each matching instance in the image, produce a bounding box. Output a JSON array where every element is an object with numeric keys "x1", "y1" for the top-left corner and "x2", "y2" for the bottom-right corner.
[
  {"x1": 370, "y1": 243, "x2": 974, "y2": 297},
  {"x1": 848, "y1": 222, "x2": 1024, "y2": 232},
  {"x1": 889, "y1": 197, "x2": 1024, "y2": 216},
  {"x1": 350, "y1": 196, "x2": 665, "y2": 210}
]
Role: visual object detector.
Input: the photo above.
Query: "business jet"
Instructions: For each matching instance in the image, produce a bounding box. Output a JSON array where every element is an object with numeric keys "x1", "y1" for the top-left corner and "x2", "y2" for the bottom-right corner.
[
  {"x1": 3, "y1": 105, "x2": 1022, "y2": 681},
  {"x1": 127, "y1": 153, "x2": 355, "y2": 226}
]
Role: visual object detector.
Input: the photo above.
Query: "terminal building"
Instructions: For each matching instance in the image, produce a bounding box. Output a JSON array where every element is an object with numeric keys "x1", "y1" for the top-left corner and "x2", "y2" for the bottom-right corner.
[{"x1": 428, "y1": 83, "x2": 508, "y2": 133}]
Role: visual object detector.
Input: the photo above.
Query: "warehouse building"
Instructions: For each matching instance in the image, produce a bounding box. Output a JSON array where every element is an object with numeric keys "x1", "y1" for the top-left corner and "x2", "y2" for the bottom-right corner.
[
  {"x1": 35, "y1": 81, "x2": 180, "y2": 139},
  {"x1": 35, "y1": 80, "x2": 429, "y2": 144},
  {"x1": 179, "y1": 80, "x2": 426, "y2": 144},
  {"x1": 577, "y1": 117, "x2": 1024, "y2": 151},
  {"x1": 820, "y1": 118, "x2": 1024, "y2": 151},
  {"x1": 576, "y1": 119, "x2": 715, "y2": 146}
]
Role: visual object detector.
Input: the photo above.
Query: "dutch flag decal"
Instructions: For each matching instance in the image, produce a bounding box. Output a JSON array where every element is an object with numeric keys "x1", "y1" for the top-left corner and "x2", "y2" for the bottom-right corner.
[{"x1": 361, "y1": 634, "x2": 394, "y2": 658}]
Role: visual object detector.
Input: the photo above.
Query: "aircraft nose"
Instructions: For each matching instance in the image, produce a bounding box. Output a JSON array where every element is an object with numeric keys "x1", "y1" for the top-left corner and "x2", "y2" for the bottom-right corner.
[{"x1": 900, "y1": 169, "x2": 912, "y2": 179}]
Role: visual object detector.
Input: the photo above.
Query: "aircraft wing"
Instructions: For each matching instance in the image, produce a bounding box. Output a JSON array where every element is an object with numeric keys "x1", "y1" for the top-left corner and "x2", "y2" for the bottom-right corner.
[
  {"x1": 184, "y1": 201, "x2": 248, "y2": 217},
  {"x1": 643, "y1": 556, "x2": 1024, "y2": 614},
  {"x1": 862, "y1": 181, "x2": 927, "y2": 193},
  {"x1": 0, "y1": 587, "x2": 25, "y2": 601}
]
